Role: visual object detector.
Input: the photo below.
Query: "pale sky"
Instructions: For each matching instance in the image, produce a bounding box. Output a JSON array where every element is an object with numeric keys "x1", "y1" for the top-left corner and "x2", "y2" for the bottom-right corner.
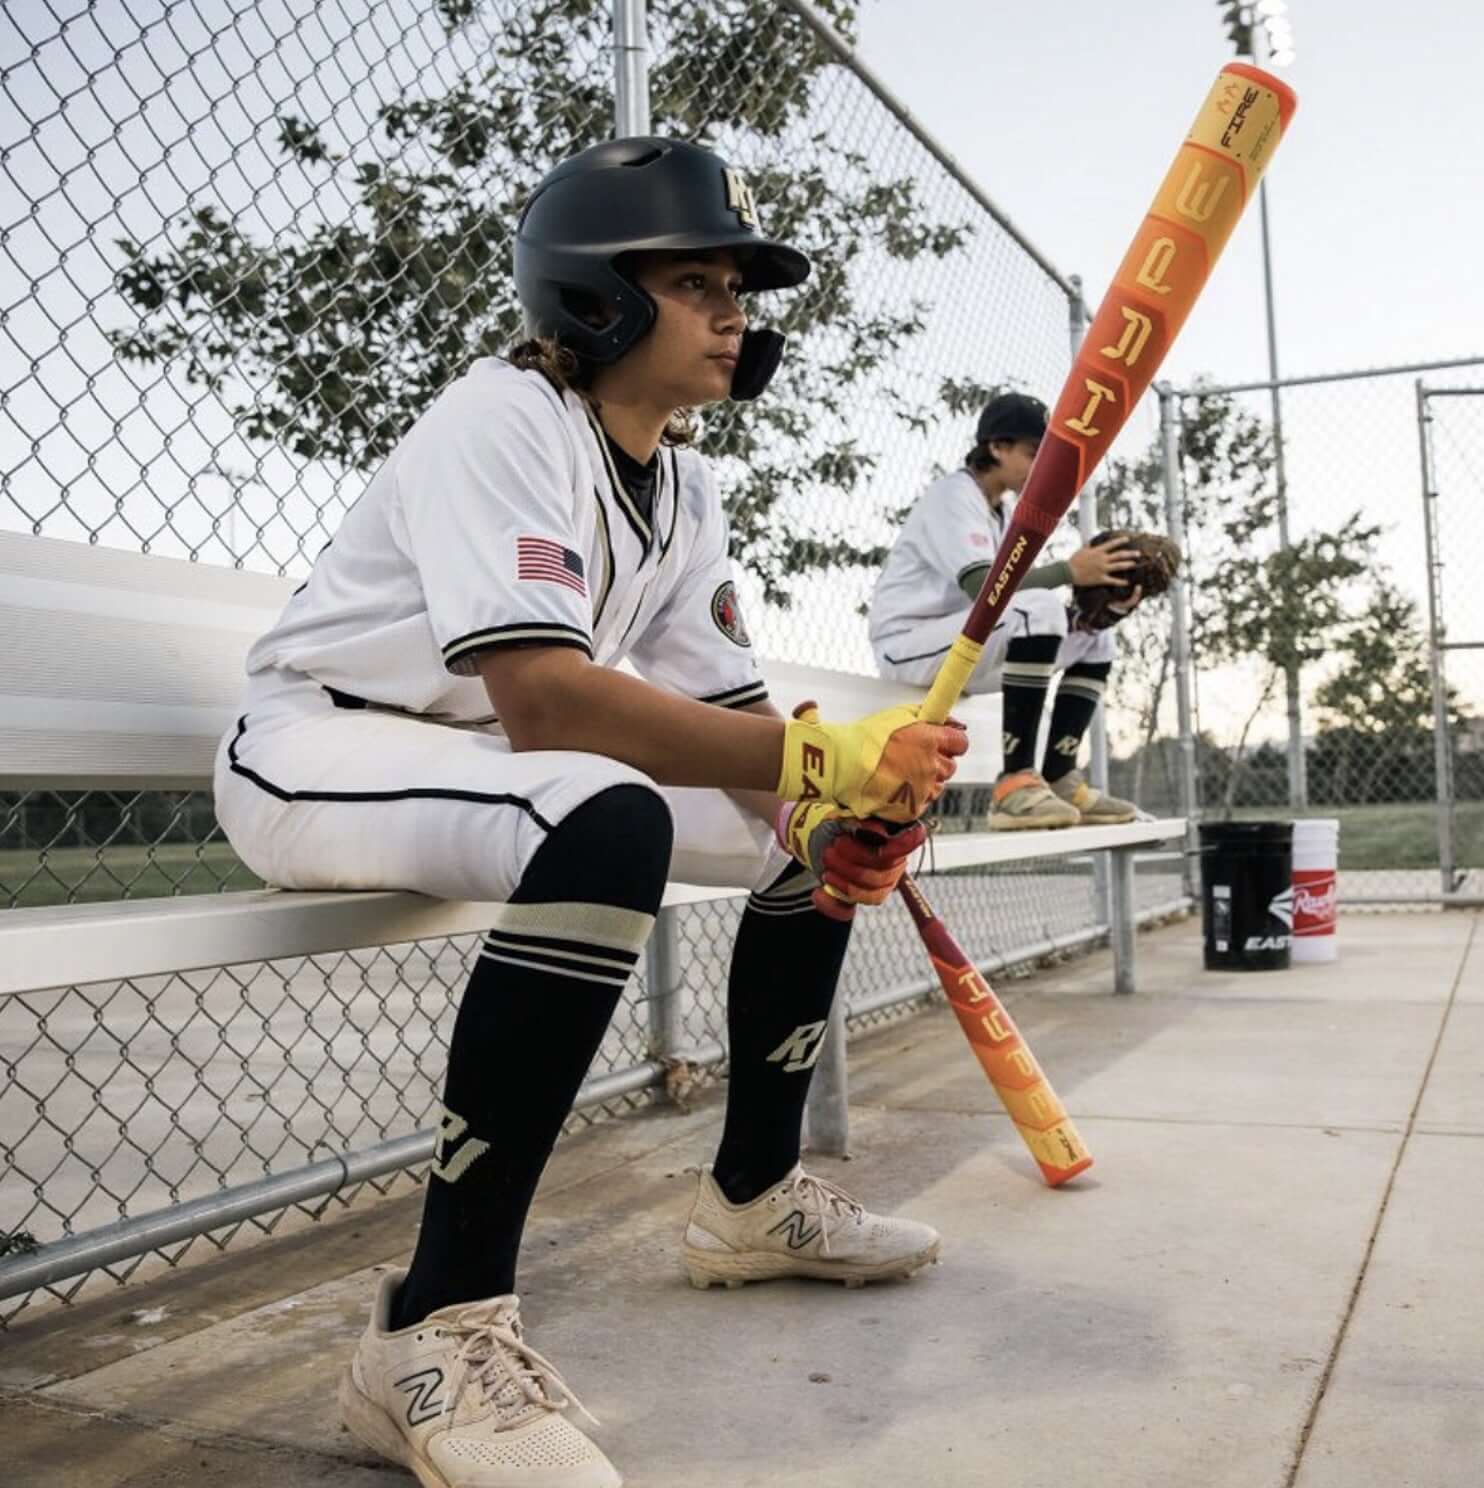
[{"x1": 856, "y1": 0, "x2": 1481, "y2": 398}]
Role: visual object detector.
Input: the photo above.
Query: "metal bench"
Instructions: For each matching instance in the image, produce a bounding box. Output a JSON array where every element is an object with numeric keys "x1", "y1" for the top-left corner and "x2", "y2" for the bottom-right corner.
[{"x1": 0, "y1": 530, "x2": 1184, "y2": 1299}]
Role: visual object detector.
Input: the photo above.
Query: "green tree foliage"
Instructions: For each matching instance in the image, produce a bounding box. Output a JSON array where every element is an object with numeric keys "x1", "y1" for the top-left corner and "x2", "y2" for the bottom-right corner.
[
  {"x1": 106, "y1": 0, "x2": 977, "y2": 602},
  {"x1": 1093, "y1": 388, "x2": 1458, "y2": 812}
]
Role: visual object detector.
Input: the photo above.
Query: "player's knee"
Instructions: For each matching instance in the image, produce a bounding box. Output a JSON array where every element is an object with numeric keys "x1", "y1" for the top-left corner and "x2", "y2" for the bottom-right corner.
[
  {"x1": 514, "y1": 782, "x2": 673, "y2": 916},
  {"x1": 1011, "y1": 588, "x2": 1068, "y2": 636}
]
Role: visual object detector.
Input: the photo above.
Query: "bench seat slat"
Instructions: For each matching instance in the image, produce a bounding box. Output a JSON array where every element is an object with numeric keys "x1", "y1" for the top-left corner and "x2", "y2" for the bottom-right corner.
[{"x1": 0, "y1": 822, "x2": 1184, "y2": 998}]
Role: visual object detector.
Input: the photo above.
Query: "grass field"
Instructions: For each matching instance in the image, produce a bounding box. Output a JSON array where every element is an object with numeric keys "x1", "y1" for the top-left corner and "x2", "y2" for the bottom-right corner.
[
  {"x1": 0, "y1": 842, "x2": 261, "y2": 909},
  {"x1": 1223, "y1": 801, "x2": 1484, "y2": 871}
]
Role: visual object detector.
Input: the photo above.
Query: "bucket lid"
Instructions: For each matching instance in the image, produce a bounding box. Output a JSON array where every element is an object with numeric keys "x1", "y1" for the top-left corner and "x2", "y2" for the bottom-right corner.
[{"x1": 1198, "y1": 820, "x2": 1293, "y2": 845}]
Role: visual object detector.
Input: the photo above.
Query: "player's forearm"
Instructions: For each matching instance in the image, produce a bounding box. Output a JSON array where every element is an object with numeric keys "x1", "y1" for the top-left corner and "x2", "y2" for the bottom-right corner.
[
  {"x1": 481, "y1": 649, "x2": 783, "y2": 790},
  {"x1": 956, "y1": 558, "x2": 1072, "y2": 601},
  {"x1": 726, "y1": 699, "x2": 788, "y2": 824}
]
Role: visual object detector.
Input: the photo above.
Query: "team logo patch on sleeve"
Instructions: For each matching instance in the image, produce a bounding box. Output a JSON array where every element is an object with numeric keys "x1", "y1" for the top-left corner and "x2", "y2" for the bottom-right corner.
[
  {"x1": 710, "y1": 580, "x2": 750, "y2": 647},
  {"x1": 516, "y1": 535, "x2": 586, "y2": 597}
]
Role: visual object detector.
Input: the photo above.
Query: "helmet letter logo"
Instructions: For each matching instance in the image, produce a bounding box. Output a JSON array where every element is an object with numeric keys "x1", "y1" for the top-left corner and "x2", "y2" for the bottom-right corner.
[{"x1": 724, "y1": 168, "x2": 760, "y2": 230}]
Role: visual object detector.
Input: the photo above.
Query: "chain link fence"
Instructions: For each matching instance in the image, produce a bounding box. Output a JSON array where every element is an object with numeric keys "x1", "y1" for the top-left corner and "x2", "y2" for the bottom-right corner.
[
  {"x1": 1, "y1": 1, "x2": 1164, "y2": 1324},
  {"x1": 1420, "y1": 383, "x2": 1484, "y2": 896},
  {"x1": 1099, "y1": 361, "x2": 1484, "y2": 905}
]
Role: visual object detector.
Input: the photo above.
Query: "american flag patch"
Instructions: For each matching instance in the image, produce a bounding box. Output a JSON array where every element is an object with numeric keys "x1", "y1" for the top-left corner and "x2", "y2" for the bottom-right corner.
[{"x1": 516, "y1": 535, "x2": 586, "y2": 597}]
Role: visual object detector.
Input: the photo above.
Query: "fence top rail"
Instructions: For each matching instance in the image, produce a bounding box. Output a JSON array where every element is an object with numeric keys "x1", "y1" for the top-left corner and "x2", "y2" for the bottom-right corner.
[
  {"x1": 1166, "y1": 354, "x2": 1484, "y2": 399},
  {"x1": 781, "y1": 0, "x2": 1078, "y2": 304}
]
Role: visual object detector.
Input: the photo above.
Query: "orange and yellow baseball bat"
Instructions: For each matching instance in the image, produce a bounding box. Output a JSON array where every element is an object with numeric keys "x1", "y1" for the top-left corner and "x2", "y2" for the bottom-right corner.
[
  {"x1": 808, "y1": 67, "x2": 1297, "y2": 1183},
  {"x1": 920, "y1": 63, "x2": 1298, "y2": 726},
  {"x1": 898, "y1": 875, "x2": 1092, "y2": 1183}
]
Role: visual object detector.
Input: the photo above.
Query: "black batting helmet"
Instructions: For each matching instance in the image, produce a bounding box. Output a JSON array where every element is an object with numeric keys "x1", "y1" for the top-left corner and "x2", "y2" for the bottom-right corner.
[
  {"x1": 976, "y1": 392, "x2": 1049, "y2": 446},
  {"x1": 513, "y1": 137, "x2": 810, "y2": 400}
]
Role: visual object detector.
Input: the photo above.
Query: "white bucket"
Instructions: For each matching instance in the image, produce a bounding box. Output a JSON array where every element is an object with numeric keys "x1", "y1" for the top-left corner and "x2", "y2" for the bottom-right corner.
[{"x1": 1291, "y1": 818, "x2": 1339, "y2": 963}]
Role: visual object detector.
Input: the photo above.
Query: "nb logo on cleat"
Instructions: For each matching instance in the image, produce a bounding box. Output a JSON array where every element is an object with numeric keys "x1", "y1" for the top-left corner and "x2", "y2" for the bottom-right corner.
[
  {"x1": 395, "y1": 1366, "x2": 446, "y2": 1427},
  {"x1": 767, "y1": 1209, "x2": 824, "y2": 1251}
]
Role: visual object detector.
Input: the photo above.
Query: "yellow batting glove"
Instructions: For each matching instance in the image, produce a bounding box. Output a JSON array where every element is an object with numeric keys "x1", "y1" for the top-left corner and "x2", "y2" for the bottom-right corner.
[{"x1": 777, "y1": 702, "x2": 967, "y2": 823}]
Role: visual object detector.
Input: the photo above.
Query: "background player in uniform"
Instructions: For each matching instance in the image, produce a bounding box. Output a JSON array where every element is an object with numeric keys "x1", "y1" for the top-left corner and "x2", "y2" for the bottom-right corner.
[
  {"x1": 212, "y1": 138, "x2": 965, "y2": 1488},
  {"x1": 869, "y1": 392, "x2": 1144, "y2": 831}
]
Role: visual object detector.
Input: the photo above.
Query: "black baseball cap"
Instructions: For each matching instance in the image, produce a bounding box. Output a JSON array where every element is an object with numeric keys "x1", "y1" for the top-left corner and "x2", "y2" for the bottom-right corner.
[{"x1": 976, "y1": 392, "x2": 1048, "y2": 446}]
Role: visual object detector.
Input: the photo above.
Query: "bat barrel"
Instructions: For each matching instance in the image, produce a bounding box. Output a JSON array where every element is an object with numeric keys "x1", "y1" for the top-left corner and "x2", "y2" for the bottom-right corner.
[{"x1": 920, "y1": 63, "x2": 1297, "y2": 725}]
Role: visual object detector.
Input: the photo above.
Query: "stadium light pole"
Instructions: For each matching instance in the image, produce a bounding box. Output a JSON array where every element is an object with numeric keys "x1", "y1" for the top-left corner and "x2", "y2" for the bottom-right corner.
[{"x1": 1218, "y1": 1, "x2": 1306, "y2": 807}]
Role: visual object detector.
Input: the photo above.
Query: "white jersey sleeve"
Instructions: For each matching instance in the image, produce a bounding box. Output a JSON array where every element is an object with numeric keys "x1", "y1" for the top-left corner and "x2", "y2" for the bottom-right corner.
[
  {"x1": 395, "y1": 371, "x2": 594, "y2": 677},
  {"x1": 626, "y1": 458, "x2": 768, "y2": 711},
  {"x1": 868, "y1": 469, "x2": 1005, "y2": 644}
]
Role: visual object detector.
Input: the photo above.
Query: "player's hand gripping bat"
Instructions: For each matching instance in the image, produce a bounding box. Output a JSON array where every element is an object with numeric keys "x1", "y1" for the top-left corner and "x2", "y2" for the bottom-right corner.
[{"x1": 811, "y1": 65, "x2": 1298, "y2": 1185}]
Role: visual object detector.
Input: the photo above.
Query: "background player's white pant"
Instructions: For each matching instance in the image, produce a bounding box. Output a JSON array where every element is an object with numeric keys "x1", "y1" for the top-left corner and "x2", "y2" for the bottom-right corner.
[
  {"x1": 873, "y1": 588, "x2": 1115, "y2": 693},
  {"x1": 214, "y1": 669, "x2": 783, "y2": 903}
]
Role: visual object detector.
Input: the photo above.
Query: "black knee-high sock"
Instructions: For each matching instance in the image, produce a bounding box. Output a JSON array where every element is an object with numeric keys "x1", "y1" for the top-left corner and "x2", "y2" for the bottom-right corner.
[
  {"x1": 711, "y1": 864, "x2": 853, "y2": 1204},
  {"x1": 1000, "y1": 634, "x2": 1062, "y2": 774},
  {"x1": 392, "y1": 784, "x2": 672, "y2": 1329},
  {"x1": 1043, "y1": 660, "x2": 1111, "y2": 783}
]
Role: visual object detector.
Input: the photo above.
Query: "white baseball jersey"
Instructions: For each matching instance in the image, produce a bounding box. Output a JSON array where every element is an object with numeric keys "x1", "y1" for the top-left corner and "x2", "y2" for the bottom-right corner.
[
  {"x1": 246, "y1": 357, "x2": 767, "y2": 724},
  {"x1": 868, "y1": 469, "x2": 1010, "y2": 658}
]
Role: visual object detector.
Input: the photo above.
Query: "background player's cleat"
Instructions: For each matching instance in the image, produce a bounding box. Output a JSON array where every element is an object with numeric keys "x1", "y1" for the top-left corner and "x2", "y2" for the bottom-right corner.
[
  {"x1": 682, "y1": 1164, "x2": 940, "y2": 1289},
  {"x1": 987, "y1": 770, "x2": 1080, "y2": 831},
  {"x1": 1049, "y1": 769, "x2": 1138, "y2": 825},
  {"x1": 338, "y1": 1270, "x2": 622, "y2": 1488}
]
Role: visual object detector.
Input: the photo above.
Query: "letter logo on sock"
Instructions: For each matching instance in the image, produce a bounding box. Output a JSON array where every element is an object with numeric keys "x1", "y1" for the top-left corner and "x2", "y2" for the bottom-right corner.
[
  {"x1": 1052, "y1": 733, "x2": 1081, "y2": 758},
  {"x1": 431, "y1": 1107, "x2": 490, "y2": 1184},
  {"x1": 766, "y1": 1020, "x2": 829, "y2": 1073}
]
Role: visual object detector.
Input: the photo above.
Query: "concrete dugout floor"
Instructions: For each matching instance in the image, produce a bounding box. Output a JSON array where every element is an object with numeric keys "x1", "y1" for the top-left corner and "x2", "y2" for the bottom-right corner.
[{"x1": 2, "y1": 911, "x2": 1479, "y2": 1488}]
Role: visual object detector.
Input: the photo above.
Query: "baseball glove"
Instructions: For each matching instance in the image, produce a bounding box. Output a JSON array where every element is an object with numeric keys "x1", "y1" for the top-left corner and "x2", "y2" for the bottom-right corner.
[{"x1": 1071, "y1": 530, "x2": 1182, "y2": 631}]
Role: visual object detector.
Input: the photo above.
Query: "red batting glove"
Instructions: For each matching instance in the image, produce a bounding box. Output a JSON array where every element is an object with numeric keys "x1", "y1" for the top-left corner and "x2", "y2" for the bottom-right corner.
[{"x1": 776, "y1": 801, "x2": 927, "y2": 922}]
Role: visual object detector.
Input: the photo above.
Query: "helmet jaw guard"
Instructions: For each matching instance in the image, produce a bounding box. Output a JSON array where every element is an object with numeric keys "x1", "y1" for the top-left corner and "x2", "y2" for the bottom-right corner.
[
  {"x1": 730, "y1": 328, "x2": 786, "y2": 403},
  {"x1": 514, "y1": 138, "x2": 810, "y2": 398}
]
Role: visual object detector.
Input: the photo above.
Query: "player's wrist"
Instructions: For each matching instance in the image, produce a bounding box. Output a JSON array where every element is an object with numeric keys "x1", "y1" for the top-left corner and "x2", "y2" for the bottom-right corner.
[{"x1": 777, "y1": 715, "x2": 838, "y2": 803}]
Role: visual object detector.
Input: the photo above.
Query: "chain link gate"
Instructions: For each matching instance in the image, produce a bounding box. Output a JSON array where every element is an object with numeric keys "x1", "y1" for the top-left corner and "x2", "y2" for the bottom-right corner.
[
  {"x1": 0, "y1": 1, "x2": 1180, "y2": 1323},
  {"x1": 1418, "y1": 381, "x2": 1484, "y2": 902},
  {"x1": 1141, "y1": 357, "x2": 1484, "y2": 907}
]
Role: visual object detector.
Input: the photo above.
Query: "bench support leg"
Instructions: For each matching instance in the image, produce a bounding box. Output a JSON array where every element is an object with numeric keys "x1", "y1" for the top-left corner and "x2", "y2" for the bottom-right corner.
[
  {"x1": 803, "y1": 990, "x2": 850, "y2": 1157},
  {"x1": 1110, "y1": 846, "x2": 1137, "y2": 995},
  {"x1": 645, "y1": 906, "x2": 685, "y2": 1059}
]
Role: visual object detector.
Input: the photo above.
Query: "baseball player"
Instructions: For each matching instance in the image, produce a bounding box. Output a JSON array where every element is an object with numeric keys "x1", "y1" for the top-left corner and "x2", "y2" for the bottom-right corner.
[
  {"x1": 869, "y1": 392, "x2": 1141, "y2": 830},
  {"x1": 212, "y1": 137, "x2": 964, "y2": 1488}
]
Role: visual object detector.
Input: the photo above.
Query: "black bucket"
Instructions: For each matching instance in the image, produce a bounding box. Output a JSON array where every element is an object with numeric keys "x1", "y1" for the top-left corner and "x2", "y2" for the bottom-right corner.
[{"x1": 1198, "y1": 821, "x2": 1294, "y2": 971}]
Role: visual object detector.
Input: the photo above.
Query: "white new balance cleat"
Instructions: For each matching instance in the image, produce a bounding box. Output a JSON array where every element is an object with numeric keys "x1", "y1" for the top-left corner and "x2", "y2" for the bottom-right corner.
[
  {"x1": 682, "y1": 1164, "x2": 941, "y2": 1290},
  {"x1": 338, "y1": 1270, "x2": 622, "y2": 1488}
]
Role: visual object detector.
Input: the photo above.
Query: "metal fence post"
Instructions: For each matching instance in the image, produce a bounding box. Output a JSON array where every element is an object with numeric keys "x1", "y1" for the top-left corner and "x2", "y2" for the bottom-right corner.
[
  {"x1": 1069, "y1": 275, "x2": 1110, "y2": 796},
  {"x1": 1070, "y1": 274, "x2": 1111, "y2": 929},
  {"x1": 1158, "y1": 383, "x2": 1200, "y2": 897},
  {"x1": 613, "y1": 0, "x2": 650, "y2": 136},
  {"x1": 645, "y1": 906, "x2": 686, "y2": 1061},
  {"x1": 803, "y1": 991, "x2": 850, "y2": 1157},
  {"x1": 1415, "y1": 380, "x2": 1457, "y2": 897},
  {"x1": 1256, "y1": 166, "x2": 1308, "y2": 811}
]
